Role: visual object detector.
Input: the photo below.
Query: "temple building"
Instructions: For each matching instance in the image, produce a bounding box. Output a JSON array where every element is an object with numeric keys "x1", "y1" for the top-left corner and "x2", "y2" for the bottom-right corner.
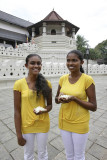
[
  {"x1": 0, "y1": 9, "x2": 106, "y2": 87},
  {"x1": 0, "y1": 10, "x2": 33, "y2": 48},
  {"x1": 0, "y1": 10, "x2": 80, "y2": 80},
  {"x1": 28, "y1": 9, "x2": 79, "y2": 39},
  {"x1": 0, "y1": 9, "x2": 79, "y2": 48}
]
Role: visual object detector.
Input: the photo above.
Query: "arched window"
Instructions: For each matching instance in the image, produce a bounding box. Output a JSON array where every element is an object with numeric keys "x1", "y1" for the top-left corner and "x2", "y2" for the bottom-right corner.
[{"x1": 51, "y1": 29, "x2": 56, "y2": 35}]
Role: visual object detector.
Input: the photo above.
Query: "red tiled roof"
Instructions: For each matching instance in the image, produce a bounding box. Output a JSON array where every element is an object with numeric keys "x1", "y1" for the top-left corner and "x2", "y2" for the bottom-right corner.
[
  {"x1": 27, "y1": 10, "x2": 80, "y2": 34},
  {"x1": 43, "y1": 10, "x2": 64, "y2": 21}
]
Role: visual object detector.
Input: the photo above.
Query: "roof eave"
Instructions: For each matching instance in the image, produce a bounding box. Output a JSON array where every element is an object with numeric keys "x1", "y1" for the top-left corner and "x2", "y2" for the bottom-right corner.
[
  {"x1": 27, "y1": 20, "x2": 80, "y2": 34},
  {"x1": 0, "y1": 19, "x2": 31, "y2": 28}
]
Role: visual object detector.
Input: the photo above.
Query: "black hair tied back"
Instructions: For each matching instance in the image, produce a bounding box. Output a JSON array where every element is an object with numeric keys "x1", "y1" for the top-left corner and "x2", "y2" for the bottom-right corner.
[{"x1": 35, "y1": 73, "x2": 51, "y2": 99}]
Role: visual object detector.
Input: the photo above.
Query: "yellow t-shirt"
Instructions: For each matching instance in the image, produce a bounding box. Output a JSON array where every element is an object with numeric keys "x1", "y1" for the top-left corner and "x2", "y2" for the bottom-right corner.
[
  {"x1": 59, "y1": 73, "x2": 95, "y2": 134},
  {"x1": 13, "y1": 78, "x2": 52, "y2": 134}
]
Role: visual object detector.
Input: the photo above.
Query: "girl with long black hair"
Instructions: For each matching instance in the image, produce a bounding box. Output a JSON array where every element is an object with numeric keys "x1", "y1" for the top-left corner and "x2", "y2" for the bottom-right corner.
[{"x1": 14, "y1": 54, "x2": 52, "y2": 160}]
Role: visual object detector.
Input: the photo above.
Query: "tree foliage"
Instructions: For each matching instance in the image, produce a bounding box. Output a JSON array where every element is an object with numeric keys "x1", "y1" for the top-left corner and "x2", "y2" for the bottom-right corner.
[
  {"x1": 76, "y1": 35, "x2": 88, "y2": 55},
  {"x1": 94, "y1": 39, "x2": 107, "y2": 59},
  {"x1": 76, "y1": 35, "x2": 107, "y2": 60},
  {"x1": 88, "y1": 48, "x2": 100, "y2": 60}
]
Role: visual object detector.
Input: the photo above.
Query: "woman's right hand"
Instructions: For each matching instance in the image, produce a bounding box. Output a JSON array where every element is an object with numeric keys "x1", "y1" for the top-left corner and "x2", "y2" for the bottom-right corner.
[
  {"x1": 57, "y1": 92, "x2": 64, "y2": 103},
  {"x1": 58, "y1": 98, "x2": 68, "y2": 103},
  {"x1": 17, "y1": 136, "x2": 26, "y2": 146},
  {"x1": 58, "y1": 93, "x2": 75, "y2": 103}
]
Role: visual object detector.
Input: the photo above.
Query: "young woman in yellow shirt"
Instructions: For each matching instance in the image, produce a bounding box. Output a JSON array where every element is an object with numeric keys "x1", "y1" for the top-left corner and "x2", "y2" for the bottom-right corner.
[
  {"x1": 14, "y1": 54, "x2": 52, "y2": 160},
  {"x1": 55, "y1": 50, "x2": 97, "y2": 160}
]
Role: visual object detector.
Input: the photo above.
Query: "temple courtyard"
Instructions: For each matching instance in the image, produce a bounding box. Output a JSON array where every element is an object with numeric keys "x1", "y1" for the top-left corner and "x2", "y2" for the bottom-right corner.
[{"x1": 0, "y1": 75, "x2": 107, "y2": 160}]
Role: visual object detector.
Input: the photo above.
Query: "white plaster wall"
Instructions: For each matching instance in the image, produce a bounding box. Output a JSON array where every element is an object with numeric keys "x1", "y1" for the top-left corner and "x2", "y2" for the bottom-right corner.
[
  {"x1": 0, "y1": 20, "x2": 29, "y2": 36},
  {"x1": 46, "y1": 25, "x2": 62, "y2": 35},
  {"x1": 33, "y1": 35, "x2": 75, "y2": 52},
  {"x1": 0, "y1": 35, "x2": 107, "y2": 89},
  {"x1": 84, "y1": 59, "x2": 97, "y2": 65},
  {"x1": 0, "y1": 44, "x2": 107, "y2": 79}
]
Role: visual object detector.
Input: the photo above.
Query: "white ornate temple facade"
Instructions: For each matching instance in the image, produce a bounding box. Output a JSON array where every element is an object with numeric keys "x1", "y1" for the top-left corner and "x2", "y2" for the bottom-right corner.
[{"x1": 0, "y1": 10, "x2": 107, "y2": 89}]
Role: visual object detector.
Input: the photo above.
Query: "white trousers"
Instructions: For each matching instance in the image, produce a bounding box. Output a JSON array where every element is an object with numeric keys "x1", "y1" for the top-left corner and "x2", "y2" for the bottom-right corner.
[
  {"x1": 60, "y1": 130, "x2": 89, "y2": 160},
  {"x1": 23, "y1": 133, "x2": 48, "y2": 160}
]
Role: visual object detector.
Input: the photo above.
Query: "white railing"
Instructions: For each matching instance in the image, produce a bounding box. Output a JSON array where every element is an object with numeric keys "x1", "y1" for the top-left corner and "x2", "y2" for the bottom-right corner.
[
  {"x1": 0, "y1": 59, "x2": 107, "y2": 78},
  {"x1": 83, "y1": 64, "x2": 107, "y2": 74},
  {"x1": 0, "y1": 44, "x2": 107, "y2": 78}
]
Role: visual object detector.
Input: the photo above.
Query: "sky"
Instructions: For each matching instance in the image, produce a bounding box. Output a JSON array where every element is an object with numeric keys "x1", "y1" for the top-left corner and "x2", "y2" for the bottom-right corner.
[{"x1": 0, "y1": 0, "x2": 107, "y2": 48}]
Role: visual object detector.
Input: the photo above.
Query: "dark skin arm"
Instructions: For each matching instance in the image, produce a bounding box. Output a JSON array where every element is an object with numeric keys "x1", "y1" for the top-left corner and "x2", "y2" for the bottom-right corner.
[
  {"x1": 55, "y1": 84, "x2": 97, "y2": 112},
  {"x1": 55, "y1": 85, "x2": 63, "y2": 104},
  {"x1": 14, "y1": 90, "x2": 26, "y2": 146},
  {"x1": 34, "y1": 88, "x2": 52, "y2": 115}
]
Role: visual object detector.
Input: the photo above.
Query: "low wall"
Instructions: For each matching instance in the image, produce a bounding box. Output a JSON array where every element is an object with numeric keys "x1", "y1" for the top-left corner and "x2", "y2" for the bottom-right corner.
[
  {"x1": 0, "y1": 75, "x2": 61, "y2": 89},
  {"x1": 0, "y1": 44, "x2": 107, "y2": 89}
]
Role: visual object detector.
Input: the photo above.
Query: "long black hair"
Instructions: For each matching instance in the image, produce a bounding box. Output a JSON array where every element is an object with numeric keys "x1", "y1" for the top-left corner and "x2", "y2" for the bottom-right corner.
[
  {"x1": 67, "y1": 50, "x2": 84, "y2": 73},
  {"x1": 26, "y1": 54, "x2": 51, "y2": 99}
]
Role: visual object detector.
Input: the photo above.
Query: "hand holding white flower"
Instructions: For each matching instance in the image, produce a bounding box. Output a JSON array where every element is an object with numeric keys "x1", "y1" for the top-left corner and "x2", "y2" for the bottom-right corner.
[
  {"x1": 34, "y1": 106, "x2": 47, "y2": 114},
  {"x1": 59, "y1": 95, "x2": 71, "y2": 100}
]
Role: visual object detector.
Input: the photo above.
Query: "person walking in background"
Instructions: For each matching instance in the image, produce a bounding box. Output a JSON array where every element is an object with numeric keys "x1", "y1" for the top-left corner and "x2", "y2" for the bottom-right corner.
[
  {"x1": 13, "y1": 54, "x2": 52, "y2": 160},
  {"x1": 55, "y1": 50, "x2": 97, "y2": 160}
]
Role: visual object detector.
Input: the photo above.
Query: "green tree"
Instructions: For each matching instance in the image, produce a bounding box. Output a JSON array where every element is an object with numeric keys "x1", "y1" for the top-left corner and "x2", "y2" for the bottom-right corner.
[
  {"x1": 76, "y1": 35, "x2": 107, "y2": 60},
  {"x1": 94, "y1": 39, "x2": 107, "y2": 59},
  {"x1": 89, "y1": 48, "x2": 100, "y2": 60},
  {"x1": 76, "y1": 35, "x2": 88, "y2": 55}
]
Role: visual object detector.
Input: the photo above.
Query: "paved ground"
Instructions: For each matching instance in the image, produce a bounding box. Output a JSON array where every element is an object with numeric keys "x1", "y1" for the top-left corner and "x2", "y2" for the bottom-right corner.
[{"x1": 0, "y1": 75, "x2": 107, "y2": 160}]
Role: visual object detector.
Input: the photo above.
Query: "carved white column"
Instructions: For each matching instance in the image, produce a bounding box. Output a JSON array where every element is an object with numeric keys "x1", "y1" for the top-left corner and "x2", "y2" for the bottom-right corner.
[
  {"x1": 43, "y1": 22, "x2": 46, "y2": 35},
  {"x1": 15, "y1": 41, "x2": 17, "y2": 48},
  {"x1": 3, "y1": 41, "x2": 6, "y2": 44},
  {"x1": 61, "y1": 23, "x2": 65, "y2": 35},
  {"x1": 72, "y1": 28, "x2": 75, "y2": 39},
  {"x1": 32, "y1": 27, "x2": 35, "y2": 38}
]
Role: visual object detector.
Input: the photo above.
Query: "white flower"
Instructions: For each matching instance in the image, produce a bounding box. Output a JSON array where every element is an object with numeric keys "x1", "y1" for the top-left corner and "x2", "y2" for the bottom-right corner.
[
  {"x1": 59, "y1": 95, "x2": 70, "y2": 100},
  {"x1": 34, "y1": 106, "x2": 47, "y2": 113}
]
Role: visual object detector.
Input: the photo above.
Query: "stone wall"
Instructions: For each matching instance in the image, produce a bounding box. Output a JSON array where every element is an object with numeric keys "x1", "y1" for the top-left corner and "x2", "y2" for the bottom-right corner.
[{"x1": 0, "y1": 42, "x2": 107, "y2": 89}]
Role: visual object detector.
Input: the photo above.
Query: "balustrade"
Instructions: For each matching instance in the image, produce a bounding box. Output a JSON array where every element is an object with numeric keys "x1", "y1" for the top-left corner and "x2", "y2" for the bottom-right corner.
[{"x1": 0, "y1": 43, "x2": 107, "y2": 82}]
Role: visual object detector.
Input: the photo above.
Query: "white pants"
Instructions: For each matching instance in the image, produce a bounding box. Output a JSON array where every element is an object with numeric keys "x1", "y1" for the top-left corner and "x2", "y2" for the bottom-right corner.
[
  {"x1": 60, "y1": 130, "x2": 89, "y2": 160},
  {"x1": 23, "y1": 133, "x2": 48, "y2": 160}
]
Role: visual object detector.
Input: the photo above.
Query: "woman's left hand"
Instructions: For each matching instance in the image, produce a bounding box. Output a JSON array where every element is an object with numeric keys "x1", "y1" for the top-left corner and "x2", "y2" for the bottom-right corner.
[{"x1": 33, "y1": 110, "x2": 47, "y2": 115}]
